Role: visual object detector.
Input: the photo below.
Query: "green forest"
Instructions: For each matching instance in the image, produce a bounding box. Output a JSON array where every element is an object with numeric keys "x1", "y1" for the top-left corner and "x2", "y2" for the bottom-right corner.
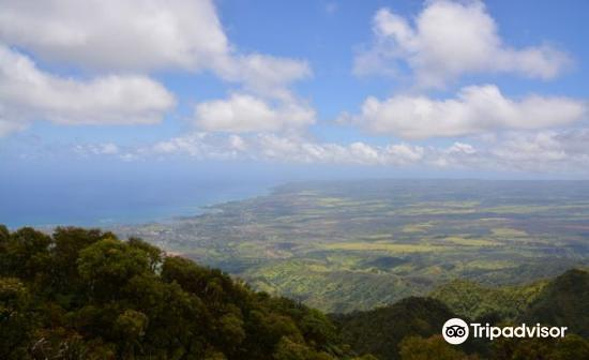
[{"x1": 1, "y1": 225, "x2": 588, "y2": 359}]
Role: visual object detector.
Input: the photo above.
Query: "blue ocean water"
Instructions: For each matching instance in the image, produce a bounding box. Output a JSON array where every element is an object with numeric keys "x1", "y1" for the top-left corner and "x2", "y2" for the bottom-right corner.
[
  {"x1": 0, "y1": 162, "x2": 279, "y2": 229},
  {"x1": 0, "y1": 181, "x2": 273, "y2": 229},
  {"x1": 0, "y1": 157, "x2": 459, "y2": 229}
]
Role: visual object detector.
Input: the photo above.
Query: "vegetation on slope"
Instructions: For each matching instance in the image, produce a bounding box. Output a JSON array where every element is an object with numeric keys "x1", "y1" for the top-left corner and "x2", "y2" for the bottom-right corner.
[
  {"x1": 521, "y1": 268, "x2": 589, "y2": 337},
  {"x1": 333, "y1": 297, "x2": 458, "y2": 360},
  {"x1": 0, "y1": 225, "x2": 370, "y2": 360},
  {"x1": 336, "y1": 269, "x2": 589, "y2": 360},
  {"x1": 430, "y1": 279, "x2": 548, "y2": 322},
  {"x1": 432, "y1": 268, "x2": 589, "y2": 335},
  {"x1": 2, "y1": 224, "x2": 588, "y2": 360}
]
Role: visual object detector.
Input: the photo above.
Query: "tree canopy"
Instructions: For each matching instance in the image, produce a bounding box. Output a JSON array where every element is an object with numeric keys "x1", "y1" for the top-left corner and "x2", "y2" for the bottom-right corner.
[{"x1": 0, "y1": 226, "x2": 364, "y2": 359}]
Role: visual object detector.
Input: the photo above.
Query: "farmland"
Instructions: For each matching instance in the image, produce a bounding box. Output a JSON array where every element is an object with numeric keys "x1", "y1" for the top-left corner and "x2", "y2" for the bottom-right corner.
[{"x1": 116, "y1": 180, "x2": 589, "y2": 313}]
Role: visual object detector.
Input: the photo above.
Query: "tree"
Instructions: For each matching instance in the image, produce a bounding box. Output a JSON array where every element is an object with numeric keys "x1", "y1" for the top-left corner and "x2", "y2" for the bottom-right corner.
[
  {"x1": 128, "y1": 237, "x2": 164, "y2": 272},
  {"x1": 77, "y1": 238, "x2": 150, "y2": 302},
  {"x1": 0, "y1": 277, "x2": 34, "y2": 360},
  {"x1": 3, "y1": 227, "x2": 51, "y2": 281},
  {"x1": 399, "y1": 335, "x2": 474, "y2": 360},
  {"x1": 0, "y1": 224, "x2": 9, "y2": 243}
]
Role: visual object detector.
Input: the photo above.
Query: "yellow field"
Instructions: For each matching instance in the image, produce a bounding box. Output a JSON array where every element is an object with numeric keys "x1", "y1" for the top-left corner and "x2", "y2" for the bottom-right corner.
[
  {"x1": 491, "y1": 228, "x2": 529, "y2": 237},
  {"x1": 324, "y1": 242, "x2": 443, "y2": 253},
  {"x1": 443, "y1": 236, "x2": 499, "y2": 246}
]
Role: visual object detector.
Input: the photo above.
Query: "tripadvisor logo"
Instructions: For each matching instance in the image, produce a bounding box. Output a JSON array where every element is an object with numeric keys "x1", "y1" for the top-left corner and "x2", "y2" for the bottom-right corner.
[
  {"x1": 442, "y1": 318, "x2": 568, "y2": 345},
  {"x1": 442, "y1": 318, "x2": 469, "y2": 345}
]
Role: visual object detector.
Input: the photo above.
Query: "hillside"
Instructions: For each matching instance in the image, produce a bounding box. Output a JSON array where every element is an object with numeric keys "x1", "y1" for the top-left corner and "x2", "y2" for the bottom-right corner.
[
  {"x1": 0, "y1": 225, "x2": 370, "y2": 360},
  {"x1": 2, "y1": 225, "x2": 589, "y2": 360},
  {"x1": 521, "y1": 268, "x2": 589, "y2": 337},
  {"x1": 333, "y1": 297, "x2": 457, "y2": 360},
  {"x1": 431, "y1": 268, "x2": 589, "y2": 334},
  {"x1": 430, "y1": 279, "x2": 548, "y2": 322},
  {"x1": 337, "y1": 269, "x2": 589, "y2": 360}
]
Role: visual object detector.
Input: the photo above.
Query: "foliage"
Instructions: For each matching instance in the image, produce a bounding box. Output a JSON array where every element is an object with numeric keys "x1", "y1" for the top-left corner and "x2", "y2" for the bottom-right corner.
[
  {"x1": 398, "y1": 336, "x2": 474, "y2": 360},
  {"x1": 491, "y1": 334, "x2": 589, "y2": 360},
  {"x1": 0, "y1": 226, "x2": 354, "y2": 359},
  {"x1": 336, "y1": 269, "x2": 589, "y2": 360},
  {"x1": 520, "y1": 268, "x2": 589, "y2": 337},
  {"x1": 2, "y1": 224, "x2": 589, "y2": 359},
  {"x1": 333, "y1": 297, "x2": 456, "y2": 360},
  {"x1": 430, "y1": 279, "x2": 547, "y2": 322}
]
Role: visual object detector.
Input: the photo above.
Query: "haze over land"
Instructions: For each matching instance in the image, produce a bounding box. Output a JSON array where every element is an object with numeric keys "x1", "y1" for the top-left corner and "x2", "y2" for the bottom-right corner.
[{"x1": 116, "y1": 179, "x2": 589, "y2": 312}]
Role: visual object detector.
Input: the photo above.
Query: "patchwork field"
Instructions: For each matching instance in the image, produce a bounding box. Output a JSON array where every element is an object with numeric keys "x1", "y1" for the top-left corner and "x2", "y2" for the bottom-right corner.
[{"x1": 116, "y1": 180, "x2": 589, "y2": 312}]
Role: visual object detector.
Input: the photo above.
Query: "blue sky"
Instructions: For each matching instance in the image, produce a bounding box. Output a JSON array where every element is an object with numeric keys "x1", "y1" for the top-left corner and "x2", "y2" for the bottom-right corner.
[{"x1": 1, "y1": 0, "x2": 589, "y2": 179}]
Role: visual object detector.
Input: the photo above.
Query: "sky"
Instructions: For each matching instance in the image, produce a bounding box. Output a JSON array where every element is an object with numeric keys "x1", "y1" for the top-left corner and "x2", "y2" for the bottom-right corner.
[{"x1": 1, "y1": 0, "x2": 589, "y2": 179}]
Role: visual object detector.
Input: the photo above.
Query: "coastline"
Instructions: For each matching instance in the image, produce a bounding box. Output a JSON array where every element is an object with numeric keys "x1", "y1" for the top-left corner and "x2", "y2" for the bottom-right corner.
[{"x1": 3, "y1": 181, "x2": 277, "y2": 230}]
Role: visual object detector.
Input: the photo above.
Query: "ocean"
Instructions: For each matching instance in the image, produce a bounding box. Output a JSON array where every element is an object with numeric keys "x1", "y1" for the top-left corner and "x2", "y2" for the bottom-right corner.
[{"x1": 0, "y1": 172, "x2": 276, "y2": 229}]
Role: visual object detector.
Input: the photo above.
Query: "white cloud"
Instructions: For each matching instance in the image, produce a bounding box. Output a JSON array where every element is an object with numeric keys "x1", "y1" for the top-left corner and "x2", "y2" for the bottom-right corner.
[
  {"x1": 98, "y1": 143, "x2": 119, "y2": 155},
  {"x1": 427, "y1": 130, "x2": 589, "y2": 172},
  {"x1": 0, "y1": 0, "x2": 311, "y2": 92},
  {"x1": 228, "y1": 134, "x2": 248, "y2": 151},
  {"x1": 218, "y1": 54, "x2": 312, "y2": 100},
  {"x1": 199, "y1": 54, "x2": 313, "y2": 133},
  {"x1": 194, "y1": 94, "x2": 315, "y2": 133},
  {"x1": 355, "y1": 0, "x2": 570, "y2": 88},
  {"x1": 385, "y1": 143, "x2": 425, "y2": 164},
  {"x1": 119, "y1": 133, "x2": 425, "y2": 166},
  {"x1": 152, "y1": 133, "x2": 210, "y2": 157},
  {"x1": 74, "y1": 142, "x2": 119, "y2": 156},
  {"x1": 492, "y1": 131, "x2": 567, "y2": 164},
  {"x1": 0, "y1": 0, "x2": 229, "y2": 72},
  {"x1": 0, "y1": 45, "x2": 175, "y2": 134},
  {"x1": 0, "y1": 0, "x2": 314, "y2": 137},
  {"x1": 66, "y1": 128, "x2": 589, "y2": 174},
  {"x1": 354, "y1": 85, "x2": 586, "y2": 139},
  {"x1": 254, "y1": 135, "x2": 425, "y2": 165},
  {"x1": 0, "y1": 116, "x2": 27, "y2": 137},
  {"x1": 197, "y1": 54, "x2": 313, "y2": 134}
]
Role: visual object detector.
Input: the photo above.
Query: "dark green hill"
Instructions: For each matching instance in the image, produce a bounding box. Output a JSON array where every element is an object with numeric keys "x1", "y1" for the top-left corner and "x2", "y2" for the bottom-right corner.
[
  {"x1": 520, "y1": 268, "x2": 589, "y2": 337},
  {"x1": 337, "y1": 269, "x2": 589, "y2": 360},
  {"x1": 332, "y1": 297, "x2": 456, "y2": 360}
]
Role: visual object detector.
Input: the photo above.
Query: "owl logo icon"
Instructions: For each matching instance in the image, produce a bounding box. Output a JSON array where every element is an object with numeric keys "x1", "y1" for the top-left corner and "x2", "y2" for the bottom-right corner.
[{"x1": 442, "y1": 318, "x2": 469, "y2": 345}]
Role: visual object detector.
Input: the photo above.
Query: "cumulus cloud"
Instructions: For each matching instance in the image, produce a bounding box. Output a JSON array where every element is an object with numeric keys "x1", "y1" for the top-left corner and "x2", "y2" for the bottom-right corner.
[
  {"x1": 67, "y1": 127, "x2": 589, "y2": 174},
  {"x1": 0, "y1": 0, "x2": 229, "y2": 72},
  {"x1": 194, "y1": 94, "x2": 315, "y2": 133},
  {"x1": 492, "y1": 132, "x2": 568, "y2": 165},
  {"x1": 74, "y1": 142, "x2": 119, "y2": 156},
  {"x1": 353, "y1": 85, "x2": 586, "y2": 139},
  {"x1": 427, "y1": 130, "x2": 589, "y2": 172},
  {"x1": 355, "y1": 0, "x2": 571, "y2": 88},
  {"x1": 0, "y1": 0, "x2": 311, "y2": 90},
  {"x1": 0, "y1": 45, "x2": 175, "y2": 134},
  {"x1": 218, "y1": 54, "x2": 312, "y2": 100},
  {"x1": 112, "y1": 133, "x2": 425, "y2": 166},
  {"x1": 0, "y1": 0, "x2": 313, "y2": 136},
  {"x1": 0, "y1": 116, "x2": 27, "y2": 137}
]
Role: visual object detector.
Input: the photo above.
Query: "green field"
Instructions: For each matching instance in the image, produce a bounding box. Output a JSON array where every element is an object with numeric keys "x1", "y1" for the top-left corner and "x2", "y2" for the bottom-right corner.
[{"x1": 116, "y1": 180, "x2": 589, "y2": 313}]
